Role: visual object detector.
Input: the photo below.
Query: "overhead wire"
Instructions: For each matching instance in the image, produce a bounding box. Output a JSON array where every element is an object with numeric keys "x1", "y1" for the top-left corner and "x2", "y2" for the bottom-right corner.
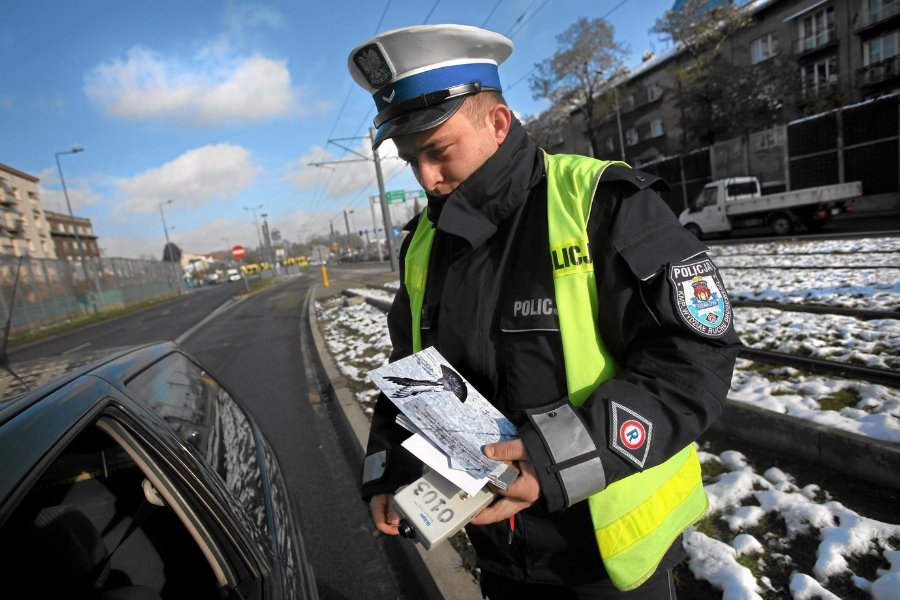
[
  {"x1": 313, "y1": 0, "x2": 586, "y2": 237},
  {"x1": 504, "y1": 0, "x2": 633, "y2": 92}
]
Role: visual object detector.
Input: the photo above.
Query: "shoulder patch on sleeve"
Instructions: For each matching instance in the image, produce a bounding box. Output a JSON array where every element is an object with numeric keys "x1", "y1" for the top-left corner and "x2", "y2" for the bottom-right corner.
[
  {"x1": 609, "y1": 402, "x2": 652, "y2": 468},
  {"x1": 668, "y1": 257, "x2": 733, "y2": 337}
]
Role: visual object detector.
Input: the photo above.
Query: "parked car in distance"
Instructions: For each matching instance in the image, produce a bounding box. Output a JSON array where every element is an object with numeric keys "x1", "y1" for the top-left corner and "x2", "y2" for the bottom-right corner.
[
  {"x1": 226, "y1": 267, "x2": 242, "y2": 282},
  {"x1": 0, "y1": 342, "x2": 318, "y2": 599},
  {"x1": 206, "y1": 269, "x2": 225, "y2": 284}
]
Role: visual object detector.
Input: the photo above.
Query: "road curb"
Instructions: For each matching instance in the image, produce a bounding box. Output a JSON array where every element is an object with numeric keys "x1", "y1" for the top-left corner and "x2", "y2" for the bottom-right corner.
[
  {"x1": 305, "y1": 286, "x2": 482, "y2": 600},
  {"x1": 713, "y1": 399, "x2": 900, "y2": 491}
]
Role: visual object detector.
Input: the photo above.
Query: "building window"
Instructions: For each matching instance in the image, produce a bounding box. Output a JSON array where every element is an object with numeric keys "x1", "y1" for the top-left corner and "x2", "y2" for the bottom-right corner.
[
  {"x1": 796, "y1": 6, "x2": 835, "y2": 53},
  {"x1": 625, "y1": 128, "x2": 639, "y2": 146},
  {"x1": 751, "y1": 33, "x2": 778, "y2": 64},
  {"x1": 625, "y1": 93, "x2": 635, "y2": 111},
  {"x1": 649, "y1": 118, "x2": 664, "y2": 138},
  {"x1": 864, "y1": 0, "x2": 899, "y2": 25},
  {"x1": 647, "y1": 83, "x2": 662, "y2": 102},
  {"x1": 801, "y1": 56, "x2": 838, "y2": 99},
  {"x1": 606, "y1": 137, "x2": 615, "y2": 152},
  {"x1": 864, "y1": 30, "x2": 899, "y2": 65}
]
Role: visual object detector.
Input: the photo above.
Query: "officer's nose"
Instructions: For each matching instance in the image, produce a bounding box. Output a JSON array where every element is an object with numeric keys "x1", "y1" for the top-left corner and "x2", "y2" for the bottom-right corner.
[{"x1": 416, "y1": 161, "x2": 443, "y2": 194}]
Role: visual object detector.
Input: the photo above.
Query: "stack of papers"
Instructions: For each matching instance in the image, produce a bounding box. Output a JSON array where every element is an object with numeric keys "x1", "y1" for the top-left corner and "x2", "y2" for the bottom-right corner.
[{"x1": 368, "y1": 347, "x2": 519, "y2": 496}]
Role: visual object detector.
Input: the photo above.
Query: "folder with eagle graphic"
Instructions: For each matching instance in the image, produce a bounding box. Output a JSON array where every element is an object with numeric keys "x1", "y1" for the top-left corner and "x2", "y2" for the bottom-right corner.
[{"x1": 368, "y1": 346, "x2": 519, "y2": 491}]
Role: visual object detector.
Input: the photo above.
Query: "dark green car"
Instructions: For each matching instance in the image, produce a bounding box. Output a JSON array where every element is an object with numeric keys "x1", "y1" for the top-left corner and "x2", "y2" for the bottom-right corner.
[{"x1": 0, "y1": 342, "x2": 318, "y2": 600}]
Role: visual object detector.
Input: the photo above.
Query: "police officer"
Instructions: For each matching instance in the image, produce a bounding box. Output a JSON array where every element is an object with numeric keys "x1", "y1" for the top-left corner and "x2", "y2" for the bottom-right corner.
[{"x1": 348, "y1": 24, "x2": 742, "y2": 599}]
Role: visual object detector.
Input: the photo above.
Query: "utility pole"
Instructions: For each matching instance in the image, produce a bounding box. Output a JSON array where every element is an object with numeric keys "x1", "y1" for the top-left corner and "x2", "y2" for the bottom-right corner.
[
  {"x1": 370, "y1": 195, "x2": 384, "y2": 262},
  {"x1": 308, "y1": 129, "x2": 399, "y2": 271},
  {"x1": 343, "y1": 209, "x2": 353, "y2": 258}
]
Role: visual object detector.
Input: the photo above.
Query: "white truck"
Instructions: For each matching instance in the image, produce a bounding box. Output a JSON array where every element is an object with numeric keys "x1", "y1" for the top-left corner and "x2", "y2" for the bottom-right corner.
[{"x1": 678, "y1": 177, "x2": 862, "y2": 238}]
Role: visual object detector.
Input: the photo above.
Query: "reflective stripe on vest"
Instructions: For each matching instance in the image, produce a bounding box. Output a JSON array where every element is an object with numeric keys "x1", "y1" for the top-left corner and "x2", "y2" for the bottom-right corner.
[
  {"x1": 406, "y1": 209, "x2": 437, "y2": 353},
  {"x1": 404, "y1": 155, "x2": 708, "y2": 592},
  {"x1": 545, "y1": 151, "x2": 707, "y2": 591}
]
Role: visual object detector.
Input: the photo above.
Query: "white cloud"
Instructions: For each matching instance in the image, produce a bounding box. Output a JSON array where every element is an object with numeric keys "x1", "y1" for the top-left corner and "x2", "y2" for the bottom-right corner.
[
  {"x1": 36, "y1": 167, "x2": 103, "y2": 213},
  {"x1": 225, "y1": 1, "x2": 284, "y2": 35},
  {"x1": 84, "y1": 47, "x2": 300, "y2": 125},
  {"x1": 117, "y1": 143, "x2": 260, "y2": 213}
]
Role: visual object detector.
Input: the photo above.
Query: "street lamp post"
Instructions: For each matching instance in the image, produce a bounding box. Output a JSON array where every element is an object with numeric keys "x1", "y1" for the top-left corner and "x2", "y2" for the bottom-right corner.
[
  {"x1": 54, "y1": 146, "x2": 97, "y2": 313},
  {"x1": 54, "y1": 146, "x2": 87, "y2": 263},
  {"x1": 159, "y1": 200, "x2": 174, "y2": 259}
]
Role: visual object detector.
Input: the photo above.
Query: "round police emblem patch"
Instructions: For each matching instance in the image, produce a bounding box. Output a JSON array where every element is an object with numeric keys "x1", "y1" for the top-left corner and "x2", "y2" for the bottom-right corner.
[
  {"x1": 619, "y1": 420, "x2": 646, "y2": 450},
  {"x1": 668, "y1": 257, "x2": 733, "y2": 338}
]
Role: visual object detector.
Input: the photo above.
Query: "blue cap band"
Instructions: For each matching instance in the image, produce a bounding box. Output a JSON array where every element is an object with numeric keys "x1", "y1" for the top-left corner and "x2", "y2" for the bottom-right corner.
[{"x1": 372, "y1": 62, "x2": 501, "y2": 112}]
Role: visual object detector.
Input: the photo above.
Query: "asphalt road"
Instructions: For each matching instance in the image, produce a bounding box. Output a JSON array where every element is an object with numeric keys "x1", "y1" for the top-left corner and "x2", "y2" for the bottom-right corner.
[
  {"x1": 180, "y1": 272, "x2": 428, "y2": 600},
  {"x1": 7, "y1": 281, "x2": 239, "y2": 363}
]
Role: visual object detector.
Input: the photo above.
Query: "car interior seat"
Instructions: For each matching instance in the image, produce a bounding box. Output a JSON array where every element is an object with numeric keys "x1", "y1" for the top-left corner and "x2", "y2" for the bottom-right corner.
[{"x1": 14, "y1": 504, "x2": 162, "y2": 600}]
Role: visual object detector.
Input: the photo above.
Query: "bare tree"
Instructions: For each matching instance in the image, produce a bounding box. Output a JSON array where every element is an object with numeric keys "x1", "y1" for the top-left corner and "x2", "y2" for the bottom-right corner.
[
  {"x1": 530, "y1": 17, "x2": 627, "y2": 157},
  {"x1": 651, "y1": 0, "x2": 756, "y2": 148}
]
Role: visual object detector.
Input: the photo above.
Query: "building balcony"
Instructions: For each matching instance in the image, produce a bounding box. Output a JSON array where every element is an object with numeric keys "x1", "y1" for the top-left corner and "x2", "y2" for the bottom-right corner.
[
  {"x1": 2, "y1": 215, "x2": 25, "y2": 232},
  {"x1": 857, "y1": 56, "x2": 900, "y2": 87},
  {"x1": 793, "y1": 26, "x2": 838, "y2": 55},
  {"x1": 856, "y1": 2, "x2": 900, "y2": 32},
  {"x1": 800, "y1": 77, "x2": 840, "y2": 103}
]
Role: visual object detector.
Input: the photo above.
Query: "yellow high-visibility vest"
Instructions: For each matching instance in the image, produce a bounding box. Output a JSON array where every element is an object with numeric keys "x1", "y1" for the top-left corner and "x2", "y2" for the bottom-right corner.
[{"x1": 404, "y1": 152, "x2": 707, "y2": 591}]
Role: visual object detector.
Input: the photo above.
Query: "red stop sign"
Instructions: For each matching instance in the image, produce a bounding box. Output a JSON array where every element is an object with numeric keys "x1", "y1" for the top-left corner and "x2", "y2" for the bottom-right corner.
[{"x1": 231, "y1": 245, "x2": 246, "y2": 260}]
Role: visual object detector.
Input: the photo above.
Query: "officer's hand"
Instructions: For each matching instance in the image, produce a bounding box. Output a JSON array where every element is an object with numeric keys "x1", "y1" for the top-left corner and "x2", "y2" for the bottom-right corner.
[
  {"x1": 469, "y1": 439, "x2": 540, "y2": 525},
  {"x1": 369, "y1": 493, "x2": 401, "y2": 535}
]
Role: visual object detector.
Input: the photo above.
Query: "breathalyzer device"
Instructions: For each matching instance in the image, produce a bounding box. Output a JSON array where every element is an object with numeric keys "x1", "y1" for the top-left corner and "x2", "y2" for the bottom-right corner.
[{"x1": 391, "y1": 470, "x2": 496, "y2": 550}]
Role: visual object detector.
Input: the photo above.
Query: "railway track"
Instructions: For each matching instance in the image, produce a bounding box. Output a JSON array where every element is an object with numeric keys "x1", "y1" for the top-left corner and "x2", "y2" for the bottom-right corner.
[
  {"x1": 350, "y1": 290, "x2": 899, "y2": 387},
  {"x1": 732, "y1": 299, "x2": 897, "y2": 320},
  {"x1": 330, "y1": 287, "x2": 899, "y2": 494}
]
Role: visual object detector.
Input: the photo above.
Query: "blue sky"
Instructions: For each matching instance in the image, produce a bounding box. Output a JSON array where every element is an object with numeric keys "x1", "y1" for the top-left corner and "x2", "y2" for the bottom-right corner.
[{"x1": 1, "y1": 0, "x2": 677, "y2": 259}]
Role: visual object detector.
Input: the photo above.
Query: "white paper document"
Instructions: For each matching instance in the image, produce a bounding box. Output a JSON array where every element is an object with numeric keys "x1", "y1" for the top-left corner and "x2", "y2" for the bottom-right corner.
[{"x1": 368, "y1": 346, "x2": 519, "y2": 490}]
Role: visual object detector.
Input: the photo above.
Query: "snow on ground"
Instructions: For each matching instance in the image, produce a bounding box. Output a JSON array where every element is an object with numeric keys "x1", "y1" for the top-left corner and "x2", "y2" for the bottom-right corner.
[{"x1": 316, "y1": 236, "x2": 900, "y2": 599}]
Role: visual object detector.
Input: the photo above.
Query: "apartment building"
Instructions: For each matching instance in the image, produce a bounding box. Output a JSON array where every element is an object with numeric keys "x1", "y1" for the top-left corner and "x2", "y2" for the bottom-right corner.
[
  {"x1": 44, "y1": 210, "x2": 101, "y2": 261},
  {"x1": 542, "y1": 0, "x2": 900, "y2": 168},
  {"x1": 0, "y1": 163, "x2": 56, "y2": 259}
]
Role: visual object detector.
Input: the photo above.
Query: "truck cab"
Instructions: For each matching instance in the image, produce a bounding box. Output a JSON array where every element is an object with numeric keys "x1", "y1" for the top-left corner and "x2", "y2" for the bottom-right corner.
[
  {"x1": 679, "y1": 176, "x2": 859, "y2": 238},
  {"x1": 681, "y1": 178, "x2": 761, "y2": 237}
]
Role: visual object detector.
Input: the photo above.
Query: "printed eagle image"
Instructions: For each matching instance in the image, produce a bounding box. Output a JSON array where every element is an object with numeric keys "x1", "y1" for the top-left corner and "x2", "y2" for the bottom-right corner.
[{"x1": 384, "y1": 364, "x2": 468, "y2": 402}]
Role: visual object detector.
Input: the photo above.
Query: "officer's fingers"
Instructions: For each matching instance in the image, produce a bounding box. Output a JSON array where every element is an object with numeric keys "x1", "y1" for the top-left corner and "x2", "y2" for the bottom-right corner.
[
  {"x1": 483, "y1": 439, "x2": 528, "y2": 462},
  {"x1": 369, "y1": 494, "x2": 400, "y2": 535},
  {"x1": 493, "y1": 462, "x2": 540, "y2": 503},
  {"x1": 470, "y1": 496, "x2": 530, "y2": 526}
]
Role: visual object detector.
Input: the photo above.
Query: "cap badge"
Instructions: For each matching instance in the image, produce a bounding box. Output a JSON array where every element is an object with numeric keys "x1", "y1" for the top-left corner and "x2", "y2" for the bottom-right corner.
[{"x1": 353, "y1": 44, "x2": 392, "y2": 89}]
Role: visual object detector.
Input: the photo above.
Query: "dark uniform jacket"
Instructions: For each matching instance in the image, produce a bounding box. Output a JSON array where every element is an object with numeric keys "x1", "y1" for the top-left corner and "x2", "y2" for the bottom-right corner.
[{"x1": 361, "y1": 119, "x2": 742, "y2": 585}]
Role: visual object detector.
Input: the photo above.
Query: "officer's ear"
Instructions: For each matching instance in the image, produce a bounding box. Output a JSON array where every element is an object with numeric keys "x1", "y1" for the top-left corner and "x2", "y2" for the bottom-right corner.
[{"x1": 488, "y1": 103, "x2": 512, "y2": 146}]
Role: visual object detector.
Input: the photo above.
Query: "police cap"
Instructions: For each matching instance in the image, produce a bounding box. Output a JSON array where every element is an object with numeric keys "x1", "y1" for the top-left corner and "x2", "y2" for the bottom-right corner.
[{"x1": 348, "y1": 24, "x2": 513, "y2": 148}]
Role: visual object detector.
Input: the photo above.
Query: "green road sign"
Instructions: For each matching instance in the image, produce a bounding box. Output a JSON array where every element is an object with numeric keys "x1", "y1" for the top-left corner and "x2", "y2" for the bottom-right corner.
[
  {"x1": 386, "y1": 189, "x2": 425, "y2": 204},
  {"x1": 386, "y1": 190, "x2": 406, "y2": 204}
]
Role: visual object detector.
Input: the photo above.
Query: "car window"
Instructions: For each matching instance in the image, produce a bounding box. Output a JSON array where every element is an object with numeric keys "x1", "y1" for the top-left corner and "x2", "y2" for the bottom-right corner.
[
  {"x1": 125, "y1": 353, "x2": 267, "y2": 533},
  {"x1": 0, "y1": 420, "x2": 222, "y2": 599}
]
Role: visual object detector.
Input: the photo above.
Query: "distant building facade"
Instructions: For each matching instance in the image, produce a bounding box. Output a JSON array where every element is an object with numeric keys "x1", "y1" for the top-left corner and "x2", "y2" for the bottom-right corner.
[
  {"x1": 45, "y1": 210, "x2": 101, "y2": 260},
  {"x1": 533, "y1": 0, "x2": 900, "y2": 214},
  {"x1": 0, "y1": 162, "x2": 56, "y2": 259},
  {"x1": 540, "y1": 0, "x2": 900, "y2": 165}
]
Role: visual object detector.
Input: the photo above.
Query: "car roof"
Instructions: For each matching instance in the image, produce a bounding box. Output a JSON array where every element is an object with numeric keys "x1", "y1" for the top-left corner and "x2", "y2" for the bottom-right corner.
[{"x1": 0, "y1": 341, "x2": 178, "y2": 426}]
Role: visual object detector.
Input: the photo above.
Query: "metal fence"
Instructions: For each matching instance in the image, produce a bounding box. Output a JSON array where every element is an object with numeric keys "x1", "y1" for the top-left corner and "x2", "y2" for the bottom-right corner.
[{"x1": 0, "y1": 255, "x2": 183, "y2": 336}]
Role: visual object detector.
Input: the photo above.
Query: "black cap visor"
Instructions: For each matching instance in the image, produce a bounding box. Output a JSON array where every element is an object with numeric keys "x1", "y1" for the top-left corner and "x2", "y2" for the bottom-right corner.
[{"x1": 372, "y1": 96, "x2": 466, "y2": 149}]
